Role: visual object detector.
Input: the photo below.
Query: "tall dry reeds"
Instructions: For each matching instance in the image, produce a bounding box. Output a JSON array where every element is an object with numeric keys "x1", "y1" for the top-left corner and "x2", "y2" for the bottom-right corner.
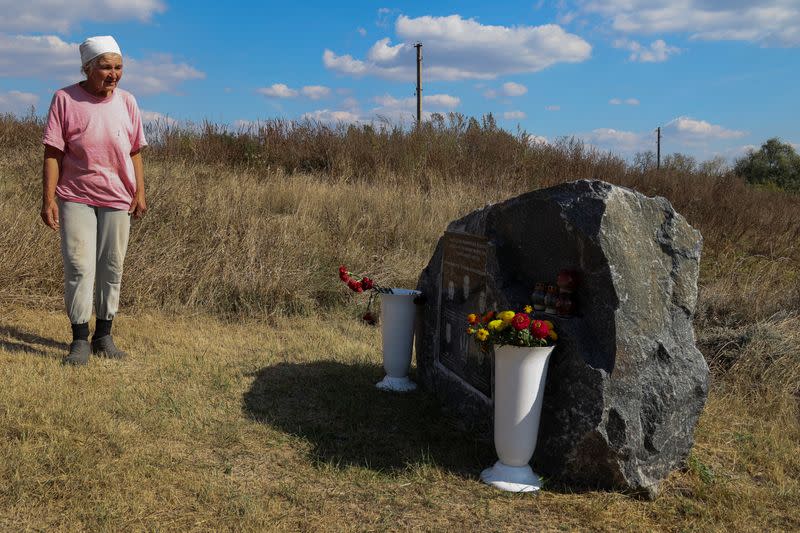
[
  {"x1": 0, "y1": 112, "x2": 797, "y2": 322},
  {"x1": 2, "y1": 112, "x2": 797, "y2": 325}
]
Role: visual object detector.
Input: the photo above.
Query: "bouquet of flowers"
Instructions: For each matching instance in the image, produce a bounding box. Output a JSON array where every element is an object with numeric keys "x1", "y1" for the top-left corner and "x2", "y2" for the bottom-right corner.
[
  {"x1": 338, "y1": 265, "x2": 391, "y2": 325},
  {"x1": 466, "y1": 306, "x2": 558, "y2": 349}
]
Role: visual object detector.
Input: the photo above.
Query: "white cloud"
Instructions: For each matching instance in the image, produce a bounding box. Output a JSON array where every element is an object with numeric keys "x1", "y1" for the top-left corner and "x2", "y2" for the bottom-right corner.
[
  {"x1": 663, "y1": 116, "x2": 746, "y2": 141},
  {"x1": 424, "y1": 94, "x2": 460, "y2": 108},
  {"x1": 367, "y1": 37, "x2": 405, "y2": 63},
  {"x1": 0, "y1": 34, "x2": 76, "y2": 78},
  {"x1": 124, "y1": 55, "x2": 205, "y2": 95},
  {"x1": 577, "y1": 116, "x2": 746, "y2": 155},
  {"x1": 0, "y1": 34, "x2": 204, "y2": 95},
  {"x1": 372, "y1": 93, "x2": 460, "y2": 110},
  {"x1": 581, "y1": 127, "x2": 649, "y2": 154},
  {"x1": 258, "y1": 83, "x2": 298, "y2": 98},
  {"x1": 368, "y1": 92, "x2": 460, "y2": 124},
  {"x1": 323, "y1": 50, "x2": 371, "y2": 76},
  {"x1": 0, "y1": 0, "x2": 165, "y2": 33},
  {"x1": 302, "y1": 109, "x2": 361, "y2": 124},
  {"x1": 376, "y1": 7, "x2": 398, "y2": 28},
  {"x1": 0, "y1": 90, "x2": 38, "y2": 115},
  {"x1": 527, "y1": 134, "x2": 550, "y2": 146},
  {"x1": 577, "y1": 0, "x2": 800, "y2": 46},
  {"x1": 341, "y1": 96, "x2": 359, "y2": 111},
  {"x1": 502, "y1": 81, "x2": 528, "y2": 96},
  {"x1": 357, "y1": 27, "x2": 367, "y2": 37},
  {"x1": 325, "y1": 14, "x2": 591, "y2": 81},
  {"x1": 729, "y1": 144, "x2": 758, "y2": 158},
  {"x1": 504, "y1": 110, "x2": 526, "y2": 120},
  {"x1": 483, "y1": 88, "x2": 498, "y2": 99},
  {"x1": 545, "y1": 105, "x2": 561, "y2": 111},
  {"x1": 613, "y1": 38, "x2": 680, "y2": 62},
  {"x1": 609, "y1": 97, "x2": 639, "y2": 105},
  {"x1": 301, "y1": 85, "x2": 331, "y2": 100},
  {"x1": 141, "y1": 110, "x2": 177, "y2": 126}
]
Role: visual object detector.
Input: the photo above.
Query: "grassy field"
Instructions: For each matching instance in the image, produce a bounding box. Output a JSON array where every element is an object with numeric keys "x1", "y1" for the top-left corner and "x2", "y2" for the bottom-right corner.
[
  {"x1": 1, "y1": 306, "x2": 797, "y2": 532},
  {"x1": 0, "y1": 114, "x2": 798, "y2": 530}
]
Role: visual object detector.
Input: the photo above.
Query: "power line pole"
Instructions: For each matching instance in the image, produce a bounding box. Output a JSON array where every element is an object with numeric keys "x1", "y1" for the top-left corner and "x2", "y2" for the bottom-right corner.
[
  {"x1": 414, "y1": 42, "x2": 423, "y2": 127},
  {"x1": 656, "y1": 126, "x2": 661, "y2": 170}
]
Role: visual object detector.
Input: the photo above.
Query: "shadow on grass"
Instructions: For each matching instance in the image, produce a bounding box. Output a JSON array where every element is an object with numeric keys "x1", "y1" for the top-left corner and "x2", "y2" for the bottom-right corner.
[
  {"x1": 242, "y1": 361, "x2": 494, "y2": 476},
  {"x1": 0, "y1": 325, "x2": 66, "y2": 359}
]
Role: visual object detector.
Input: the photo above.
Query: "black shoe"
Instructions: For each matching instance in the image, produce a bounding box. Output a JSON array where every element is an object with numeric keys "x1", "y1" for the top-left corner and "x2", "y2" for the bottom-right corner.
[
  {"x1": 91, "y1": 335, "x2": 127, "y2": 359},
  {"x1": 64, "y1": 340, "x2": 91, "y2": 366}
]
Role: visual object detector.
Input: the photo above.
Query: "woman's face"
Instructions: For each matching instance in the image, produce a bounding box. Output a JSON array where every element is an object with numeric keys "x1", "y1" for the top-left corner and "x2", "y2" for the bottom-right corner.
[{"x1": 86, "y1": 53, "x2": 123, "y2": 96}]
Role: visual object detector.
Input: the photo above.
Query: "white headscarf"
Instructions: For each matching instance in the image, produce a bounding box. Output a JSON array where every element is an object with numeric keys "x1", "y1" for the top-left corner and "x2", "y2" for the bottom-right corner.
[{"x1": 79, "y1": 36, "x2": 122, "y2": 66}]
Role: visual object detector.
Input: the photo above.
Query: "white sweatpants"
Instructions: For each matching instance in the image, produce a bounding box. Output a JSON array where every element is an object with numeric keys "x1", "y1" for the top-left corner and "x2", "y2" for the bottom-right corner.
[{"x1": 58, "y1": 200, "x2": 131, "y2": 324}]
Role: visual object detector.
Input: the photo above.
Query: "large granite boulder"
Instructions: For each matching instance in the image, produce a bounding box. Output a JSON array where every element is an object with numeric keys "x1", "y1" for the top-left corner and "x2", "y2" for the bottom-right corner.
[{"x1": 415, "y1": 180, "x2": 708, "y2": 497}]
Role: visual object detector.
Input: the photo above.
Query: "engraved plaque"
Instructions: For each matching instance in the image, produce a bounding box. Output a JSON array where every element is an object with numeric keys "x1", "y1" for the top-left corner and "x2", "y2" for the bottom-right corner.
[{"x1": 435, "y1": 231, "x2": 493, "y2": 398}]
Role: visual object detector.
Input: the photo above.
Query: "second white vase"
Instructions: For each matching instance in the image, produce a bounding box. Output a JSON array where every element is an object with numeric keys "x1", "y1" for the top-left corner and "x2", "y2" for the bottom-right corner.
[{"x1": 375, "y1": 289, "x2": 420, "y2": 392}]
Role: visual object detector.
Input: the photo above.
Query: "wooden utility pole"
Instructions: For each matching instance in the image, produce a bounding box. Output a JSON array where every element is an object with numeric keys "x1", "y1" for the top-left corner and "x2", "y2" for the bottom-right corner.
[
  {"x1": 414, "y1": 42, "x2": 423, "y2": 127},
  {"x1": 656, "y1": 127, "x2": 661, "y2": 170}
]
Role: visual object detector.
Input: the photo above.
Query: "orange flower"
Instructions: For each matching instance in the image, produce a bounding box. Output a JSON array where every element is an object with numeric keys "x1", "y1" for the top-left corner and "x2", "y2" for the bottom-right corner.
[{"x1": 467, "y1": 313, "x2": 479, "y2": 325}]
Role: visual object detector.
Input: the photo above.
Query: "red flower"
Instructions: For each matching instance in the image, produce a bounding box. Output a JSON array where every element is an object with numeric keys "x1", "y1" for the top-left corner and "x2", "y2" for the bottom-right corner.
[
  {"x1": 482, "y1": 311, "x2": 495, "y2": 324},
  {"x1": 511, "y1": 313, "x2": 531, "y2": 331},
  {"x1": 347, "y1": 279, "x2": 364, "y2": 293},
  {"x1": 339, "y1": 265, "x2": 350, "y2": 282},
  {"x1": 530, "y1": 320, "x2": 550, "y2": 340},
  {"x1": 360, "y1": 277, "x2": 374, "y2": 290}
]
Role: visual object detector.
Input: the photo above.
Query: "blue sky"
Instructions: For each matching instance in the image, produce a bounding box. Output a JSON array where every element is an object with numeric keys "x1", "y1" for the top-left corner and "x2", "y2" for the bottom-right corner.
[{"x1": 1, "y1": 0, "x2": 798, "y2": 162}]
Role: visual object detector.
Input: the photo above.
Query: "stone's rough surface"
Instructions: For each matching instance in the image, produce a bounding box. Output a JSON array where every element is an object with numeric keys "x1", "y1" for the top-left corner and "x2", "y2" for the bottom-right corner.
[{"x1": 415, "y1": 180, "x2": 709, "y2": 497}]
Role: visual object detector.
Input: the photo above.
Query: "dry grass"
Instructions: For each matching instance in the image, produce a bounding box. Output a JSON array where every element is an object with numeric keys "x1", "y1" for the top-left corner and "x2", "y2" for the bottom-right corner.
[
  {"x1": 1, "y1": 113, "x2": 798, "y2": 529},
  {"x1": 0, "y1": 306, "x2": 797, "y2": 532}
]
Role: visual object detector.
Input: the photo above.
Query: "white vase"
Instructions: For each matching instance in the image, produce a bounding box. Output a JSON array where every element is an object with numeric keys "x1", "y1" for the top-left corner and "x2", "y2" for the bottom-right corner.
[
  {"x1": 481, "y1": 344, "x2": 554, "y2": 492},
  {"x1": 375, "y1": 289, "x2": 420, "y2": 392}
]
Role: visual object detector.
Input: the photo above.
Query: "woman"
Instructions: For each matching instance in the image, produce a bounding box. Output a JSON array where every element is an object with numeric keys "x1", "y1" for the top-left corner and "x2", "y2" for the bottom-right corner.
[{"x1": 41, "y1": 35, "x2": 147, "y2": 365}]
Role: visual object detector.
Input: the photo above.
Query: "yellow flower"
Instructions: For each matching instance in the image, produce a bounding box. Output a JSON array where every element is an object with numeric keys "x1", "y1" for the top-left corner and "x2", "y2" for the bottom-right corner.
[
  {"x1": 467, "y1": 327, "x2": 476, "y2": 335},
  {"x1": 524, "y1": 305, "x2": 533, "y2": 314},
  {"x1": 498, "y1": 310, "x2": 515, "y2": 323},
  {"x1": 488, "y1": 319, "x2": 505, "y2": 331},
  {"x1": 476, "y1": 329, "x2": 489, "y2": 341},
  {"x1": 549, "y1": 331, "x2": 558, "y2": 341}
]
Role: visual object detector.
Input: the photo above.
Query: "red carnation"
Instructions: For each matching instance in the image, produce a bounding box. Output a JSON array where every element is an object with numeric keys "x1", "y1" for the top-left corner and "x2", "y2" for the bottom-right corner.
[
  {"x1": 347, "y1": 279, "x2": 364, "y2": 293},
  {"x1": 511, "y1": 313, "x2": 531, "y2": 331},
  {"x1": 360, "y1": 277, "x2": 374, "y2": 290},
  {"x1": 530, "y1": 320, "x2": 550, "y2": 340},
  {"x1": 339, "y1": 265, "x2": 350, "y2": 282}
]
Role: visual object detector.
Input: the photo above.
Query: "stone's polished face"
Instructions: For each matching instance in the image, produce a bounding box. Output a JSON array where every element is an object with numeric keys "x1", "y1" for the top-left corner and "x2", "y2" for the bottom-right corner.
[
  {"x1": 436, "y1": 231, "x2": 491, "y2": 398},
  {"x1": 415, "y1": 179, "x2": 708, "y2": 498}
]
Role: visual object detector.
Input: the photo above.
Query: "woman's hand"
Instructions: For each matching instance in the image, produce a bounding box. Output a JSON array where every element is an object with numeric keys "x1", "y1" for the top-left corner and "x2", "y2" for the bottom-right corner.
[
  {"x1": 41, "y1": 144, "x2": 62, "y2": 230},
  {"x1": 129, "y1": 192, "x2": 148, "y2": 219},
  {"x1": 41, "y1": 198, "x2": 59, "y2": 230},
  {"x1": 129, "y1": 150, "x2": 146, "y2": 219}
]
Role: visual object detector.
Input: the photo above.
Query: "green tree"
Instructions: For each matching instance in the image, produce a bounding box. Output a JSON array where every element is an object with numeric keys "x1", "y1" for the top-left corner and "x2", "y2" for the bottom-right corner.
[{"x1": 734, "y1": 138, "x2": 800, "y2": 192}]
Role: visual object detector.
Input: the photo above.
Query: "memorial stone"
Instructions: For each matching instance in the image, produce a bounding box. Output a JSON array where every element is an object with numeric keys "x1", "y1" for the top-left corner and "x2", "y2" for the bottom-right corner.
[{"x1": 415, "y1": 180, "x2": 709, "y2": 497}]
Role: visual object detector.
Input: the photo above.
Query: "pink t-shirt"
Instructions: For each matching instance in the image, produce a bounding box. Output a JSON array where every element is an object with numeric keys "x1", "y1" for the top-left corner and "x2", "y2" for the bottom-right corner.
[{"x1": 43, "y1": 83, "x2": 147, "y2": 210}]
